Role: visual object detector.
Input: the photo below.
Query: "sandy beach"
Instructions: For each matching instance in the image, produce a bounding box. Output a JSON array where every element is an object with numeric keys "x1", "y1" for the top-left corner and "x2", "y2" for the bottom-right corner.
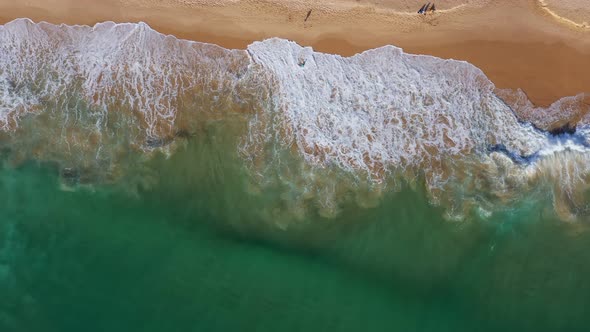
[{"x1": 0, "y1": 0, "x2": 588, "y2": 106}]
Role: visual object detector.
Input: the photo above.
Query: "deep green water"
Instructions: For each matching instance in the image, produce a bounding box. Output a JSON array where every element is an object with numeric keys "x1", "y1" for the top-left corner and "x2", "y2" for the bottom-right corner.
[{"x1": 1, "y1": 125, "x2": 590, "y2": 332}]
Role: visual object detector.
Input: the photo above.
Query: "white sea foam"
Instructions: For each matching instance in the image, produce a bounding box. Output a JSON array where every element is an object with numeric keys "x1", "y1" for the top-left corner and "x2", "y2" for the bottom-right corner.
[
  {"x1": 0, "y1": 18, "x2": 251, "y2": 138},
  {"x1": 247, "y1": 38, "x2": 548, "y2": 170},
  {"x1": 245, "y1": 38, "x2": 590, "y2": 220},
  {"x1": 245, "y1": 39, "x2": 545, "y2": 177},
  {"x1": 2, "y1": 19, "x2": 590, "y2": 222},
  {"x1": 496, "y1": 88, "x2": 590, "y2": 132}
]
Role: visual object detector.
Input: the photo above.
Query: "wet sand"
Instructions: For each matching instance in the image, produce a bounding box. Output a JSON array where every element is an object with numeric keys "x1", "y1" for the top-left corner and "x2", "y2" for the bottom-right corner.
[
  {"x1": 0, "y1": 0, "x2": 588, "y2": 106},
  {"x1": 541, "y1": 0, "x2": 589, "y2": 29}
]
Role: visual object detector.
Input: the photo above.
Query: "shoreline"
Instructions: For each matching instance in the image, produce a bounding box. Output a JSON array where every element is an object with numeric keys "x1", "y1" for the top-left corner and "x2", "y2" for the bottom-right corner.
[
  {"x1": 538, "y1": 0, "x2": 590, "y2": 30},
  {"x1": 0, "y1": 0, "x2": 589, "y2": 106}
]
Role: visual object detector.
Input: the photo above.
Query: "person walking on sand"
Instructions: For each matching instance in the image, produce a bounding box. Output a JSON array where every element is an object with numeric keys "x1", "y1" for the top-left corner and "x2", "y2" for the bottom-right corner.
[
  {"x1": 418, "y1": 3, "x2": 429, "y2": 14},
  {"x1": 418, "y1": 3, "x2": 435, "y2": 15},
  {"x1": 418, "y1": 3, "x2": 426, "y2": 14}
]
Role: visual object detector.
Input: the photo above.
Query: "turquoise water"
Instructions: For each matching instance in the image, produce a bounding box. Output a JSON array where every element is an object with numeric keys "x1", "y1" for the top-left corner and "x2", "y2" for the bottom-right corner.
[
  {"x1": 2, "y1": 18, "x2": 590, "y2": 332},
  {"x1": 1, "y1": 125, "x2": 590, "y2": 332}
]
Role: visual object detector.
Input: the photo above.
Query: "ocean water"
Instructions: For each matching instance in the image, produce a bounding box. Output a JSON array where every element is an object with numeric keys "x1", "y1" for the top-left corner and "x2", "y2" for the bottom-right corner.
[{"x1": 1, "y1": 18, "x2": 590, "y2": 331}]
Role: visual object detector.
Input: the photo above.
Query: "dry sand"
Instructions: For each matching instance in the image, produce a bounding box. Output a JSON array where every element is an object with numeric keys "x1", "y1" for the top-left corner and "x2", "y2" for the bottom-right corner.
[{"x1": 0, "y1": 0, "x2": 589, "y2": 106}]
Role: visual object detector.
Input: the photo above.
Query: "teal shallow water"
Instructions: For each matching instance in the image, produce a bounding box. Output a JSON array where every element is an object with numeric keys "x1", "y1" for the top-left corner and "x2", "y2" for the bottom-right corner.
[
  {"x1": 1, "y1": 130, "x2": 590, "y2": 332},
  {"x1": 3, "y1": 18, "x2": 590, "y2": 332}
]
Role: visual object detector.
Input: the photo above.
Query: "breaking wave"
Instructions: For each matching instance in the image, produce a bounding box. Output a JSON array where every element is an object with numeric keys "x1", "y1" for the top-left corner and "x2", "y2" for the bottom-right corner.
[{"x1": 2, "y1": 18, "x2": 590, "y2": 224}]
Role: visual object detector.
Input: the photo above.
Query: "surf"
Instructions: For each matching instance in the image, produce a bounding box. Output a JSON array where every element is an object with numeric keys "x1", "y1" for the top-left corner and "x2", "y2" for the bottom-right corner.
[{"x1": 1, "y1": 18, "x2": 590, "y2": 224}]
